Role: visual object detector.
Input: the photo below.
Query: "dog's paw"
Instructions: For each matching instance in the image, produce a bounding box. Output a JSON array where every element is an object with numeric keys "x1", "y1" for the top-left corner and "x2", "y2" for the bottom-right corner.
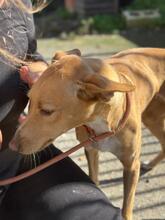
[{"x1": 140, "y1": 161, "x2": 153, "y2": 176}]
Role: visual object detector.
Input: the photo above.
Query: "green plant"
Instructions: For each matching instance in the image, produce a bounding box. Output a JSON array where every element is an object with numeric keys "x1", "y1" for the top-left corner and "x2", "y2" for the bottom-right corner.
[
  {"x1": 128, "y1": 0, "x2": 165, "y2": 10},
  {"x1": 56, "y1": 7, "x2": 76, "y2": 20},
  {"x1": 127, "y1": 0, "x2": 165, "y2": 26},
  {"x1": 91, "y1": 15, "x2": 125, "y2": 33}
]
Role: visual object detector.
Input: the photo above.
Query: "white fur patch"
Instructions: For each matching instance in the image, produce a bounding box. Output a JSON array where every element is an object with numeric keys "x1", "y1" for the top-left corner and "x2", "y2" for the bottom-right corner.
[{"x1": 86, "y1": 117, "x2": 122, "y2": 159}]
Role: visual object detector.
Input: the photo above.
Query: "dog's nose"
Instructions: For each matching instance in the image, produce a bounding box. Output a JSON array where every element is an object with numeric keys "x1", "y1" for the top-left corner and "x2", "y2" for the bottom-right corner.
[{"x1": 9, "y1": 138, "x2": 19, "y2": 152}]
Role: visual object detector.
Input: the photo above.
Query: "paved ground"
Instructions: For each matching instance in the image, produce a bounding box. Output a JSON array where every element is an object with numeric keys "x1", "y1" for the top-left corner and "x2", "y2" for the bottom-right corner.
[
  {"x1": 54, "y1": 127, "x2": 165, "y2": 220},
  {"x1": 38, "y1": 35, "x2": 165, "y2": 220}
]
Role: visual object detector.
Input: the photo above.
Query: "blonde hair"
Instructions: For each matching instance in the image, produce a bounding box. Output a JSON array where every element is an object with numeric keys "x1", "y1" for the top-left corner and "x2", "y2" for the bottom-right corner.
[
  {"x1": 0, "y1": 0, "x2": 48, "y2": 66},
  {"x1": 5, "y1": 0, "x2": 48, "y2": 13},
  {"x1": 0, "y1": 48, "x2": 27, "y2": 66}
]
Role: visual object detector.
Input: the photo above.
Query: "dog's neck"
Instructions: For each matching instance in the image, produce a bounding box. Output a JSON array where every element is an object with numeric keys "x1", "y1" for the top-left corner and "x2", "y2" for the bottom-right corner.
[
  {"x1": 85, "y1": 68, "x2": 127, "y2": 135},
  {"x1": 85, "y1": 91, "x2": 125, "y2": 135}
]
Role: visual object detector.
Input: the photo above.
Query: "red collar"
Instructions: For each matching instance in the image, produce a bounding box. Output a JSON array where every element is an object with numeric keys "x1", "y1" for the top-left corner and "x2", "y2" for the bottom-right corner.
[{"x1": 83, "y1": 92, "x2": 131, "y2": 140}]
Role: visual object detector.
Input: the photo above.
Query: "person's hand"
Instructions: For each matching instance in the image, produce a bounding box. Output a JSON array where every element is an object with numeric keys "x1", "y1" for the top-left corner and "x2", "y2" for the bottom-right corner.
[
  {"x1": 0, "y1": 0, "x2": 5, "y2": 7},
  {"x1": 20, "y1": 61, "x2": 48, "y2": 87}
]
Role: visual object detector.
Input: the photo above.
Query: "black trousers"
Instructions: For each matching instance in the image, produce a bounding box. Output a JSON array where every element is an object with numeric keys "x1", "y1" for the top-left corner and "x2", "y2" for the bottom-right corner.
[{"x1": 0, "y1": 146, "x2": 122, "y2": 220}]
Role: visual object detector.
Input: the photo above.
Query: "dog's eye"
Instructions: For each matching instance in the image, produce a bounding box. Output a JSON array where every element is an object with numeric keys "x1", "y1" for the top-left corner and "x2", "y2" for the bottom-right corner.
[{"x1": 40, "y1": 109, "x2": 54, "y2": 116}]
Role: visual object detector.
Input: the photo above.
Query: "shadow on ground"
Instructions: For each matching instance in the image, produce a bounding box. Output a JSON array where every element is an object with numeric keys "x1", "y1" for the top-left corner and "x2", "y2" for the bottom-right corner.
[{"x1": 121, "y1": 28, "x2": 165, "y2": 48}]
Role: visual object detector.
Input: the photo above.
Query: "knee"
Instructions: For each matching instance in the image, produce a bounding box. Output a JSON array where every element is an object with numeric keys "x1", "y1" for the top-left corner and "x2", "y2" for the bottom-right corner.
[{"x1": 122, "y1": 155, "x2": 140, "y2": 172}]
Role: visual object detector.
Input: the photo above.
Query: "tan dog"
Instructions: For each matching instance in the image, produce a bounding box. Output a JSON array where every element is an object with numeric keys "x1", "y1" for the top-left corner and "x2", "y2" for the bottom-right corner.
[{"x1": 13, "y1": 48, "x2": 165, "y2": 220}]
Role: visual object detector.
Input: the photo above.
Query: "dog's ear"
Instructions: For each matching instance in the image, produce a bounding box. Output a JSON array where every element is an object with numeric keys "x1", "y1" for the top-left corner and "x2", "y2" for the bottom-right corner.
[
  {"x1": 52, "y1": 49, "x2": 81, "y2": 63},
  {"x1": 77, "y1": 74, "x2": 135, "y2": 102}
]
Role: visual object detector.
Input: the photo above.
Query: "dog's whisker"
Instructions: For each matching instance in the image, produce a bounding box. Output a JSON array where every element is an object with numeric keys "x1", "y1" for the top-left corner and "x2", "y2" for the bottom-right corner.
[
  {"x1": 23, "y1": 155, "x2": 29, "y2": 165},
  {"x1": 29, "y1": 154, "x2": 33, "y2": 169},
  {"x1": 23, "y1": 154, "x2": 31, "y2": 169},
  {"x1": 27, "y1": 155, "x2": 32, "y2": 168},
  {"x1": 32, "y1": 153, "x2": 37, "y2": 168},
  {"x1": 42, "y1": 147, "x2": 49, "y2": 159},
  {"x1": 35, "y1": 152, "x2": 41, "y2": 165},
  {"x1": 47, "y1": 145, "x2": 54, "y2": 158}
]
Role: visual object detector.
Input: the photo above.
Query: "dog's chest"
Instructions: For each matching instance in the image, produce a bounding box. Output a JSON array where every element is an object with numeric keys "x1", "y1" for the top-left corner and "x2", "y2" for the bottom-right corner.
[{"x1": 86, "y1": 118, "x2": 122, "y2": 158}]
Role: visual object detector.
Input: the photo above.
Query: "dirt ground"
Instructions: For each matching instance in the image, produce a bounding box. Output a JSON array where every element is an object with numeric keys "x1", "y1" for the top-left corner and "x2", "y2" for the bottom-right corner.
[{"x1": 38, "y1": 34, "x2": 165, "y2": 220}]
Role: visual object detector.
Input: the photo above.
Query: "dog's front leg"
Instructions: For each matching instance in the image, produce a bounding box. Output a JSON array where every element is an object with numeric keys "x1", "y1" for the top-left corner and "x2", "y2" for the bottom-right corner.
[
  {"x1": 122, "y1": 159, "x2": 140, "y2": 220},
  {"x1": 121, "y1": 127, "x2": 141, "y2": 220},
  {"x1": 76, "y1": 126, "x2": 99, "y2": 185},
  {"x1": 85, "y1": 147, "x2": 99, "y2": 185}
]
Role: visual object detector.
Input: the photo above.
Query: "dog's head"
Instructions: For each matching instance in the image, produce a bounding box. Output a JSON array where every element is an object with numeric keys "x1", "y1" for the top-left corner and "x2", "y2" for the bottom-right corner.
[{"x1": 13, "y1": 49, "x2": 135, "y2": 155}]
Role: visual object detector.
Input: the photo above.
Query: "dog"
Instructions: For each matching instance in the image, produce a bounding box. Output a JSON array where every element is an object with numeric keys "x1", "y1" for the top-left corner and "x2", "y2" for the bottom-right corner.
[{"x1": 12, "y1": 48, "x2": 165, "y2": 220}]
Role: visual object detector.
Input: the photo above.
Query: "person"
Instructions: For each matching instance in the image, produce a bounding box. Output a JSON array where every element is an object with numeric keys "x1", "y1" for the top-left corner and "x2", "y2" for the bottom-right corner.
[{"x1": 0, "y1": 1, "x2": 123, "y2": 219}]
